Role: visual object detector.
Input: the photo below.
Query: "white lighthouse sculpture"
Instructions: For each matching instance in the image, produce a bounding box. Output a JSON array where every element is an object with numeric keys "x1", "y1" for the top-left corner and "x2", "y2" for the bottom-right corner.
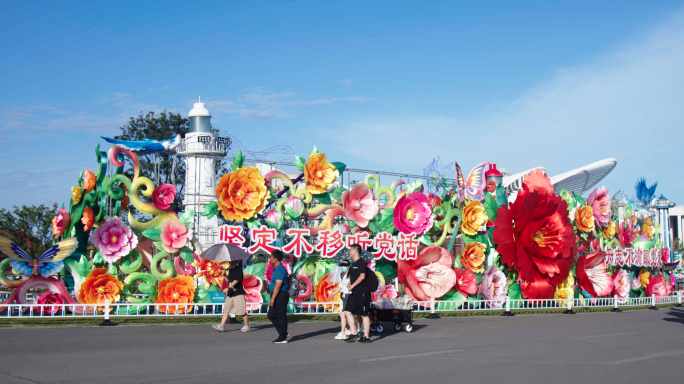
[{"x1": 177, "y1": 100, "x2": 227, "y2": 251}]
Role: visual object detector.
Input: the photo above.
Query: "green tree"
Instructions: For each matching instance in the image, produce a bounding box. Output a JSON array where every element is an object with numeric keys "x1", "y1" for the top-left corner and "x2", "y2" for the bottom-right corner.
[
  {"x1": 0, "y1": 203, "x2": 59, "y2": 256},
  {"x1": 115, "y1": 111, "x2": 230, "y2": 214}
]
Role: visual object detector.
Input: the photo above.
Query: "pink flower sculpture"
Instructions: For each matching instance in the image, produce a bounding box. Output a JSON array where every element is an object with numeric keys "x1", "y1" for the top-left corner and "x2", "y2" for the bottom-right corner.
[
  {"x1": 397, "y1": 246, "x2": 456, "y2": 301},
  {"x1": 284, "y1": 195, "x2": 304, "y2": 218},
  {"x1": 631, "y1": 274, "x2": 642, "y2": 290},
  {"x1": 265, "y1": 210, "x2": 284, "y2": 229},
  {"x1": 612, "y1": 269, "x2": 630, "y2": 303},
  {"x1": 244, "y1": 274, "x2": 264, "y2": 311},
  {"x1": 576, "y1": 252, "x2": 614, "y2": 298},
  {"x1": 393, "y1": 192, "x2": 434, "y2": 235},
  {"x1": 51, "y1": 208, "x2": 71, "y2": 238},
  {"x1": 586, "y1": 186, "x2": 611, "y2": 227},
  {"x1": 160, "y1": 220, "x2": 190, "y2": 253},
  {"x1": 617, "y1": 220, "x2": 637, "y2": 248},
  {"x1": 479, "y1": 265, "x2": 508, "y2": 308},
  {"x1": 341, "y1": 183, "x2": 379, "y2": 228},
  {"x1": 151, "y1": 183, "x2": 176, "y2": 210},
  {"x1": 89, "y1": 216, "x2": 138, "y2": 263},
  {"x1": 372, "y1": 285, "x2": 398, "y2": 301},
  {"x1": 646, "y1": 275, "x2": 669, "y2": 297},
  {"x1": 453, "y1": 267, "x2": 478, "y2": 298},
  {"x1": 661, "y1": 248, "x2": 671, "y2": 265},
  {"x1": 265, "y1": 256, "x2": 293, "y2": 285},
  {"x1": 33, "y1": 291, "x2": 65, "y2": 315}
]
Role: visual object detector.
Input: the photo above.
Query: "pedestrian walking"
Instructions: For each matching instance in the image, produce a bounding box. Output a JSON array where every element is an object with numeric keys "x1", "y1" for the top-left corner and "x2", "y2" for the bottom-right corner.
[
  {"x1": 327, "y1": 260, "x2": 357, "y2": 340},
  {"x1": 343, "y1": 244, "x2": 372, "y2": 344},
  {"x1": 268, "y1": 250, "x2": 289, "y2": 344},
  {"x1": 213, "y1": 261, "x2": 250, "y2": 332}
]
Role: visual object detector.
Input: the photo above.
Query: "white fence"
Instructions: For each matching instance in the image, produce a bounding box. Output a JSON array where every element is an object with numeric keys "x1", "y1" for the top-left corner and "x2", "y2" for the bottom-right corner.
[{"x1": 1, "y1": 293, "x2": 682, "y2": 320}]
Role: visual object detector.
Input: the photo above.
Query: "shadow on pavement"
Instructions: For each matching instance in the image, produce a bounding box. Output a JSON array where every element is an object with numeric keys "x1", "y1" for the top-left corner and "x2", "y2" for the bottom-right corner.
[
  {"x1": 288, "y1": 326, "x2": 339, "y2": 341},
  {"x1": 663, "y1": 308, "x2": 684, "y2": 325}
]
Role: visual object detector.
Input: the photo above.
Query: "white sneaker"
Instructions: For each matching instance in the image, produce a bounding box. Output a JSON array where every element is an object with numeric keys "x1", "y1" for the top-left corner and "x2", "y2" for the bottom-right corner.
[
  {"x1": 212, "y1": 324, "x2": 224, "y2": 332},
  {"x1": 335, "y1": 332, "x2": 348, "y2": 340},
  {"x1": 344, "y1": 329, "x2": 351, "y2": 336},
  {"x1": 240, "y1": 325, "x2": 250, "y2": 332}
]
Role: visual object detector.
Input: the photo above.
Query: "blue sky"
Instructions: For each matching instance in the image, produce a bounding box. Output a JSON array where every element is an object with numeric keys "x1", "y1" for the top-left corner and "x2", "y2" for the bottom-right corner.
[{"x1": 2, "y1": 0, "x2": 684, "y2": 208}]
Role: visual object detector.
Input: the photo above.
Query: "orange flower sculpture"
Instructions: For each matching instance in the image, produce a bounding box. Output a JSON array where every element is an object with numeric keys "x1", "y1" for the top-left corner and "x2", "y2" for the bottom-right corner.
[
  {"x1": 314, "y1": 272, "x2": 340, "y2": 311},
  {"x1": 461, "y1": 200, "x2": 488, "y2": 236},
  {"x1": 192, "y1": 259, "x2": 226, "y2": 289},
  {"x1": 82, "y1": 207, "x2": 94, "y2": 231},
  {"x1": 215, "y1": 166, "x2": 268, "y2": 222},
  {"x1": 574, "y1": 206, "x2": 595, "y2": 232},
  {"x1": 155, "y1": 275, "x2": 195, "y2": 314},
  {"x1": 460, "y1": 242, "x2": 486, "y2": 273},
  {"x1": 493, "y1": 170, "x2": 576, "y2": 300},
  {"x1": 83, "y1": 169, "x2": 97, "y2": 194},
  {"x1": 78, "y1": 268, "x2": 124, "y2": 312},
  {"x1": 304, "y1": 153, "x2": 339, "y2": 194}
]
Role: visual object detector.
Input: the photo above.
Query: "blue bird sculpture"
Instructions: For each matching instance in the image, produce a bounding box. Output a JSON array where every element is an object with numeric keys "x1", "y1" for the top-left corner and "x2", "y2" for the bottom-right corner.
[
  {"x1": 635, "y1": 177, "x2": 658, "y2": 206},
  {"x1": 101, "y1": 133, "x2": 183, "y2": 154}
]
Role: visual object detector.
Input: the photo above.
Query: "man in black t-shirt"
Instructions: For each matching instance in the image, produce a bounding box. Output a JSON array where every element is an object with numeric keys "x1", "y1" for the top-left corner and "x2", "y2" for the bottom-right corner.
[
  {"x1": 343, "y1": 244, "x2": 371, "y2": 344},
  {"x1": 213, "y1": 261, "x2": 250, "y2": 332}
]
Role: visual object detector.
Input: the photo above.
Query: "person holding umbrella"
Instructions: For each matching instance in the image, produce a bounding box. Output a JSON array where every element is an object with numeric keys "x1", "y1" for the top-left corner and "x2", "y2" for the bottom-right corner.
[
  {"x1": 213, "y1": 260, "x2": 249, "y2": 332},
  {"x1": 197, "y1": 243, "x2": 251, "y2": 333}
]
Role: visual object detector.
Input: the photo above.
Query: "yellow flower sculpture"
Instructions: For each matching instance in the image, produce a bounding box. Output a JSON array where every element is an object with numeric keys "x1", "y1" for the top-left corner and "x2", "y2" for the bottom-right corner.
[
  {"x1": 639, "y1": 269, "x2": 650, "y2": 289},
  {"x1": 640, "y1": 218, "x2": 655, "y2": 240},
  {"x1": 574, "y1": 206, "x2": 594, "y2": 232},
  {"x1": 155, "y1": 275, "x2": 195, "y2": 314},
  {"x1": 554, "y1": 274, "x2": 575, "y2": 307},
  {"x1": 602, "y1": 222, "x2": 617, "y2": 239},
  {"x1": 215, "y1": 166, "x2": 268, "y2": 222},
  {"x1": 78, "y1": 268, "x2": 124, "y2": 312},
  {"x1": 71, "y1": 187, "x2": 82, "y2": 203},
  {"x1": 461, "y1": 200, "x2": 488, "y2": 236},
  {"x1": 304, "y1": 153, "x2": 339, "y2": 194},
  {"x1": 460, "y1": 242, "x2": 486, "y2": 273}
]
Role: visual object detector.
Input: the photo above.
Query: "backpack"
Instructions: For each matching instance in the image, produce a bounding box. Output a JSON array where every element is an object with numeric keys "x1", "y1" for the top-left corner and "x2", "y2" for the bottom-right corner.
[
  {"x1": 287, "y1": 268, "x2": 300, "y2": 299},
  {"x1": 366, "y1": 269, "x2": 379, "y2": 292}
]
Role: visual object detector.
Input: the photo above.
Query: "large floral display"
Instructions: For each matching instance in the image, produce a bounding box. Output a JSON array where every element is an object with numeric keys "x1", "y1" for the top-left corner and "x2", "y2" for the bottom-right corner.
[{"x1": 0, "y1": 143, "x2": 677, "y2": 314}]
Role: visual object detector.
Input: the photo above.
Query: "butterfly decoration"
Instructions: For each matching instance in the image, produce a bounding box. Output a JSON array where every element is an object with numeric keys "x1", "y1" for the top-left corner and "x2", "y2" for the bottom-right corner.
[
  {"x1": 663, "y1": 262, "x2": 679, "y2": 273},
  {"x1": 454, "y1": 161, "x2": 490, "y2": 202},
  {"x1": 0, "y1": 236, "x2": 78, "y2": 278},
  {"x1": 422, "y1": 156, "x2": 456, "y2": 195}
]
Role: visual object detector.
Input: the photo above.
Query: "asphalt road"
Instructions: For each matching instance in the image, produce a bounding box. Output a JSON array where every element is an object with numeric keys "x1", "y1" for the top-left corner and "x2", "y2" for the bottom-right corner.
[{"x1": 1, "y1": 308, "x2": 683, "y2": 384}]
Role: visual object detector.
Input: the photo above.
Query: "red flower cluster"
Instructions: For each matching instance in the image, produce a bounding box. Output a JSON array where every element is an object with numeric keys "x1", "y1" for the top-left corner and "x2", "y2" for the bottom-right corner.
[{"x1": 493, "y1": 170, "x2": 576, "y2": 299}]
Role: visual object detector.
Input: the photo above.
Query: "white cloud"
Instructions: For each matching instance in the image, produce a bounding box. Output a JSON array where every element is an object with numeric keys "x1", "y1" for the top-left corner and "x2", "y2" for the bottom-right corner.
[
  {"x1": 210, "y1": 87, "x2": 366, "y2": 120},
  {"x1": 312, "y1": 10, "x2": 684, "y2": 202},
  {"x1": 340, "y1": 79, "x2": 355, "y2": 86}
]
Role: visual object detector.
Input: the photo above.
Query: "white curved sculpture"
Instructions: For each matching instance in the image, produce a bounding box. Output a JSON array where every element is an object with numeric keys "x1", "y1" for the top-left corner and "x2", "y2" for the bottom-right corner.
[
  {"x1": 549, "y1": 158, "x2": 617, "y2": 195},
  {"x1": 502, "y1": 158, "x2": 617, "y2": 200}
]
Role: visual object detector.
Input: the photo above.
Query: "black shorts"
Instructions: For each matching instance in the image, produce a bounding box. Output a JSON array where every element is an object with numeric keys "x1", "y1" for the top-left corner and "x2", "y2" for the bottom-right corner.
[{"x1": 344, "y1": 292, "x2": 371, "y2": 316}]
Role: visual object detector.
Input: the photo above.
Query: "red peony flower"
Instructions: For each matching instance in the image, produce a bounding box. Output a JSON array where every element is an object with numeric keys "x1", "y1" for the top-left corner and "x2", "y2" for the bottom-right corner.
[
  {"x1": 453, "y1": 267, "x2": 477, "y2": 298},
  {"x1": 151, "y1": 183, "x2": 177, "y2": 210},
  {"x1": 492, "y1": 170, "x2": 576, "y2": 299}
]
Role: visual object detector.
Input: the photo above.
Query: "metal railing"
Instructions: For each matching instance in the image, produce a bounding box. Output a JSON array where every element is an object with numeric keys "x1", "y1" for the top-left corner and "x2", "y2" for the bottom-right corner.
[{"x1": 1, "y1": 293, "x2": 681, "y2": 320}]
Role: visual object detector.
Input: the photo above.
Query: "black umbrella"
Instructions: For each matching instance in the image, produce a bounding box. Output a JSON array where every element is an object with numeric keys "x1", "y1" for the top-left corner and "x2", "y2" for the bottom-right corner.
[{"x1": 199, "y1": 243, "x2": 250, "y2": 262}]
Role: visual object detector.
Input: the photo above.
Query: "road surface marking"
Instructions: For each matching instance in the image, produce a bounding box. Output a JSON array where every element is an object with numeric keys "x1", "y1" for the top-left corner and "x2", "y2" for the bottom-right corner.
[{"x1": 361, "y1": 349, "x2": 464, "y2": 362}]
